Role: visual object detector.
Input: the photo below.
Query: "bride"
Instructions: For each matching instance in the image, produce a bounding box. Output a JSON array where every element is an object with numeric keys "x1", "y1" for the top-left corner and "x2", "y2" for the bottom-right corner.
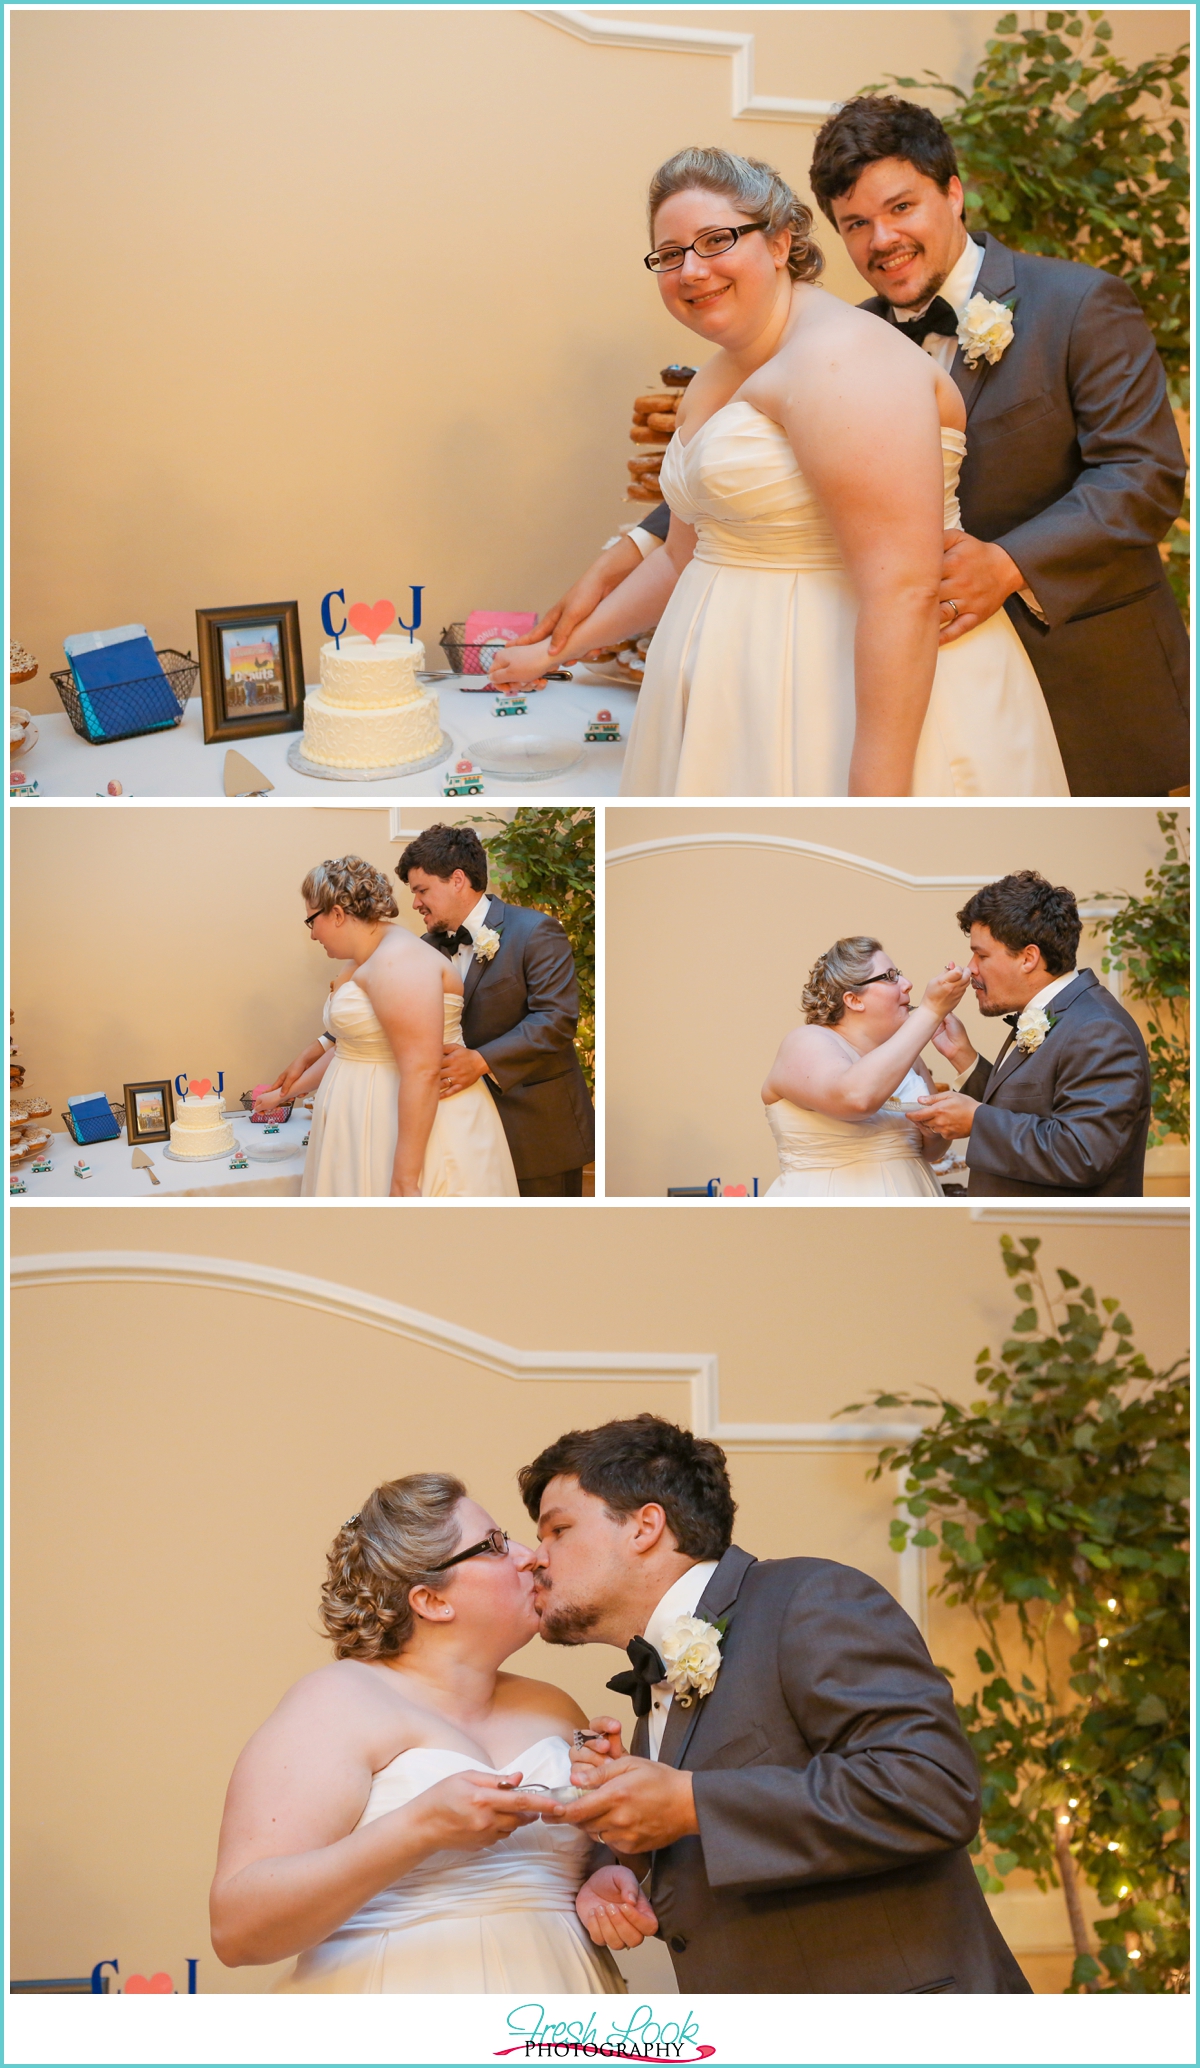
[
  {"x1": 211, "y1": 1475, "x2": 650, "y2": 1992},
  {"x1": 285, "y1": 856, "x2": 517, "y2": 1198},
  {"x1": 492, "y1": 147, "x2": 1068, "y2": 800},
  {"x1": 762, "y1": 939, "x2": 968, "y2": 1197}
]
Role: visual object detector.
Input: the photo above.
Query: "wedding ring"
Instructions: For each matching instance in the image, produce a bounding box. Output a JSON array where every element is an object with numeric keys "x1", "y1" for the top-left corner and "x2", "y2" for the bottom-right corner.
[{"x1": 943, "y1": 598, "x2": 961, "y2": 623}]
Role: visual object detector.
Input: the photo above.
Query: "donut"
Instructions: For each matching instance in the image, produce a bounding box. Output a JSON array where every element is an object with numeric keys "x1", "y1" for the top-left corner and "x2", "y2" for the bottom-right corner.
[{"x1": 647, "y1": 412, "x2": 678, "y2": 434}]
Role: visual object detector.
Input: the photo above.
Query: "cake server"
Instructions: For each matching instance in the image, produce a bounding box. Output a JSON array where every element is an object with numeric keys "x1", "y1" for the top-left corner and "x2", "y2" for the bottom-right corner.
[
  {"x1": 223, "y1": 749, "x2": 274, "y2": 797},
  {"x1": 130, "y1": 1147, "x2": 160, "y2": 1185}
]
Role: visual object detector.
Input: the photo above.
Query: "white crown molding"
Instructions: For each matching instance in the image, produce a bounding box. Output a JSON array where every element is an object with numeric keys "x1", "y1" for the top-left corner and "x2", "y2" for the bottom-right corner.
[
  {"x1": 14, "y1": 1249, "x2": 929, "y2": 1625},
  {"x1": 525, "y1": 7, "x2": 838, "y2": 123},
  {"x1": 969, "y1": 1205, "x2": 1188, "y2": 1227}
]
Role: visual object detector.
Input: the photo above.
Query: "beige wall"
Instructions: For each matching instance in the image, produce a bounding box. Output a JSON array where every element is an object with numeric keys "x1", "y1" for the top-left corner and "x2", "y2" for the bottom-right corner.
[
  {"x1": 10, "y1": 1206, "x2": 1188, "y2": 1990},
  {"x1": 12, "y1": 807, "x2": 416, "y2": 1116},
  {"x1": 604, "y1": 805, "x2": 1186, "y2": 1195},
  {"x1": 12, "y1": 8, "x2": 1188, "y2": 711}
]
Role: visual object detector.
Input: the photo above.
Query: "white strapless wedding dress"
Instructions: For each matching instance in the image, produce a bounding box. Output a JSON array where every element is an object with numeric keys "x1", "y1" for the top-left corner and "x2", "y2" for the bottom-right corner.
[
  {"x1": 301, "y1": 981, "x2": 519, "y2": 1198},
  {"x1": 764, "y1": 1057, "x2": 944, "y2": 1198},
  {"x1": 274, "y1": 1736, "x2": 624, "y2": 1994},
  {"x1": 619, "y1": 400, "x2": 1069, "y2": 798}
]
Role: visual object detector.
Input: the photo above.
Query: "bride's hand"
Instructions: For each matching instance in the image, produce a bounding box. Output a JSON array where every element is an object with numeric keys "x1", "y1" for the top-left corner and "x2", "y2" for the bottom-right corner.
[
  {"x1": 576, "y1": 1864, "x2": 659, "y2": 1950},
  {"x1": 488, "y1": 639, "x2": 553, "y2": 687},
  {"x1": 412, "y1": 1769, "x2": 537, "y2": 1852},
  {"x1": 920, "y1": 962, "x2": 970, "y2": 1018}
]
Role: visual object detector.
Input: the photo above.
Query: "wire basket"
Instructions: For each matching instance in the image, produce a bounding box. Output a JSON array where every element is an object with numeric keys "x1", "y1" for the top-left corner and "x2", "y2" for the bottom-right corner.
[
  {"x1": 50, "y1": 648, "x2": 198, "y2": 744},
  {"x1": 439, "y1": 624, "x2": 547, "y2": 689}
]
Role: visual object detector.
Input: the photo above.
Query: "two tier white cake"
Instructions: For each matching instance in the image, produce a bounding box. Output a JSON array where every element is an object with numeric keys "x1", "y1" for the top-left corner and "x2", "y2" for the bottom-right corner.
[
  {"x1": 169, "y1": 1088, "x2": 236, "y2": 1160},
  {"x1": 300, "y1": 634, "x2": 441, "y2": 771}
]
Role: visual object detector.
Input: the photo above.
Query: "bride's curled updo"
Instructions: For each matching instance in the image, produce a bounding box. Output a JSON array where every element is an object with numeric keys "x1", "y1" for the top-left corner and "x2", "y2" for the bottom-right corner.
[
  {"x1": 320, "y1": 1473, "x2": 467, "y2": 1661},
  {"x1": 301, "y1": 855, "x2": 399, "y2": 923},
  {"x1": 648, "y1": 146, "x2": 824, "y2": 285},
  {"x1": 803, "y1": 937, "x2": 885, "y2": 1025}
]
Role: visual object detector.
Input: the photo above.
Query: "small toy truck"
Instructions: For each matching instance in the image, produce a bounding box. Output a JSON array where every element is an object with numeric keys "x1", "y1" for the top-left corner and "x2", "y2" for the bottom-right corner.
[
  {"x1": 444, "y1": 759, "x2": 485, "y2": 797},
  {"x1": 494, "y1": 692, "x2": 527, "y2": 718},
  {"x1": 584, "y1": 709, "x2": 622, "y2": 744}
]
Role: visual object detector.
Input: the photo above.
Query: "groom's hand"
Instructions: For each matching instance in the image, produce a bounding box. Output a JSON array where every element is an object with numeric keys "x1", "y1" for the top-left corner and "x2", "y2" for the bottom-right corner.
[
  {"x1": 939, "y1": 530, "x2": 1025, "y2": 643},
  {"x1": 439, "y1": 1046, "x2": 489, "y2": 1098},
  {"x1": 930, "y1": 1009, "x2": 977, "y2": 1076},
  {"x1": 913, "y1": 1090, "x2": 978, "y2": 1139},
  {"x1": 548, "y1": 1757, "x2": 699, "y2": 1853}
]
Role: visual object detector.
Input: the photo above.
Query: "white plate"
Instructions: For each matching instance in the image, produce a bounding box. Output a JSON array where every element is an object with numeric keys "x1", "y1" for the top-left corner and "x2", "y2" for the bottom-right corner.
[
  {"x1": 574, "y1": 661, "x2": 641, "y2": 687},
  {"x1": 466, "y1": 732, "x2": 585, "y2": 781}
]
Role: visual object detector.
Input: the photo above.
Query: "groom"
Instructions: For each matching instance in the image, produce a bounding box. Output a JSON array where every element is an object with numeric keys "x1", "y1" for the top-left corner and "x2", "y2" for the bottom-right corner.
[
  {"x1": 914, "y1": 869, "x2": 1151, "y2": 1196},
  {"x1": 396, "y1": 823, "x2": 594, "y2": 1196},
  {"x1": 520, "y1": 99, "x2": 1186, "y2": 795},
  {"x1": 520, "y1": 1413, "x2": 1030, "y2": 1994}
]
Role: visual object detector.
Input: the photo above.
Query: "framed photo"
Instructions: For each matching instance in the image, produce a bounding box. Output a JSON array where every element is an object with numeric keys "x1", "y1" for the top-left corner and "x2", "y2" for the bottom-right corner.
[
  {"x1": 124, "y1": 1078, "x2": 176, "y2": 1145},
  {"x1": 196, "y1": 601, "x2": 305, "y2": 743}
]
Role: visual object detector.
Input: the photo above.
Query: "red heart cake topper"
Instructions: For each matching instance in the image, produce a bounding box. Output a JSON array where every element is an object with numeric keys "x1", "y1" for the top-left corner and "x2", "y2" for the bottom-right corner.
[
  {"x1": 124, "y1": 1973, "x2": 174, "y2": 1993},
  {"x1": 348, "y1": 600, "x2": 396, "y2": 645},
  {"x1": 188, "y1": 1078, "x2": 213, "y2": 1099}
]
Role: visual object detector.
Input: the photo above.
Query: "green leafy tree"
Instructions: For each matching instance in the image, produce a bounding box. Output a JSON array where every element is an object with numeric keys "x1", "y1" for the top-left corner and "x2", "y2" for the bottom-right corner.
[
  {"x1": 864, "y1": 10, "x2": 1190, "y2": 610},
  {"x1": 839, "y1": 1235, "x2": 1189, "y2": 1991},
  {"x1": 1095, "y1": 811, "x2": 1190, "y2": 1145},
  {"x1": 474, "y1": 808, "x2": 594, "y2": 1089}
]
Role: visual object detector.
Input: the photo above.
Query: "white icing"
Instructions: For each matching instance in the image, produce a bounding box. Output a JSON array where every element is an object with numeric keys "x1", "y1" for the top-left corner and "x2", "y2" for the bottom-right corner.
[
  {"x1": 318, "y1": 634, "x2": 426, "y2": 710},
  {"x1": 301, "y1": 686, "x2": 442, "y2": 770},
  {"x1": 170, "y1": 1091, "x2": 235, "y2": 1159}
]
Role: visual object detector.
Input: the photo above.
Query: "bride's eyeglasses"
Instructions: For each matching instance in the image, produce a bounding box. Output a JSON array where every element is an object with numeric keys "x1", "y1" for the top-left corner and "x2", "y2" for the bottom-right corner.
[
  {"x1": 304, "y1": 911, "x2": 322, "y2": 931},
  {"x1": 854, "y1": 967, "x2": 905, "y2": 988},
  {"x1": 429, "y1": 1528, "x2": 511, "y2": 1572},
  {"x1": 644, "y1": 222, "x2": 768, "y2": 272}
]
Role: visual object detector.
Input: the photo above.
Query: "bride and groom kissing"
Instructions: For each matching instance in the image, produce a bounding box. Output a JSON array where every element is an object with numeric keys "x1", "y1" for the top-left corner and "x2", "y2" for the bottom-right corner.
[
  {"x1": 762, "y1": 869, "x2": 1152, "y2": 1198},
  {"x1": 211, "y1": 1415, "x2": 1030, "y2": 1994},
  {"x1": 493, "y1": 98, "x2": 1187, "y2": 799}
]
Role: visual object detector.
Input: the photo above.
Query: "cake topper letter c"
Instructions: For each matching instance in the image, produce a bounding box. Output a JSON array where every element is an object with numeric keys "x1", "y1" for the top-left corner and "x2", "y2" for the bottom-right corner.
[
  {"x1": 397, "y1": 586, "x2": 424, "y2": 645},
  {"x1": 321, "y1": 590, "x2": 347, "y2": 651}
]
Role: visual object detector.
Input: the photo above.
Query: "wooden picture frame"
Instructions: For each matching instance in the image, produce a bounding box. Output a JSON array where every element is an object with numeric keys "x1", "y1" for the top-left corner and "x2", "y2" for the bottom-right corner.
[
  {"x1": 124, "y1": 1078, "x2": 176, "y2": 1145},
  {"x1": 196, "y1": 601, "x2": 305, "y2": 743}
]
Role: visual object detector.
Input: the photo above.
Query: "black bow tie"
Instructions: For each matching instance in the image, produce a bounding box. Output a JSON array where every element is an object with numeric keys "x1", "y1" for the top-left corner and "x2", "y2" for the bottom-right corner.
[
  {"x1": 434, "y1": 924, "x2": 474, "y2": 953},
  {"x1": 606, "y1": 1635, "x2": 666, "y2": 1719},
  {"x1": 895, "y1": 296, "x2": 959, "y2": 347},
  {"x1": 1003, "y1": 1013, "x2": 1021, "y2": 1029}
]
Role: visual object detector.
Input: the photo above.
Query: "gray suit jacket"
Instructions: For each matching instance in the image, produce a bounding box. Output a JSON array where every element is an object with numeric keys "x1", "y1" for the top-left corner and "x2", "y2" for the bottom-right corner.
[
  {"x1": 424, "y1": 896, "x2": 594, "y2": 1180},
  {"x1": 642, "y1": 235, "x2": 1188, "y2": 794},
  {"x1": 860, "y1": 235, "x2": 1189, "y2": 796},
  {"x1": 630, "y1": 1547, "x2": 1029, "y2": 1994},
  {"x1": 962, "y1": 968, "x2": 1150, "y2": 1196}
]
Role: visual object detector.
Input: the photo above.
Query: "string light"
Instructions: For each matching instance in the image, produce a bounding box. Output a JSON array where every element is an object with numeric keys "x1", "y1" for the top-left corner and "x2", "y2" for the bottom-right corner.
[
  {"x1": 1118, "y1": 1884, "x2": 1131, "y2": 1898},
  {"x1": 1129, "y1": 1948, "x2": 1141, "y2": 1960},
  {"x1": 1098, "y1": 1637, "x2": 1110, "y2": 1648},
  {"x1": 1107, "y1": 1842, "x2": 1120, "y2": 1852},
  {"x1": 1068, "y1": 1797, "x2": 1079, "y2": 1808},
  {"x1": 1106, "y1": 1598, "x2": 1117, "y2": 1611},
  {"x1": 1057, "y1": 1813, "x2": 1071, "y2": 1826}
]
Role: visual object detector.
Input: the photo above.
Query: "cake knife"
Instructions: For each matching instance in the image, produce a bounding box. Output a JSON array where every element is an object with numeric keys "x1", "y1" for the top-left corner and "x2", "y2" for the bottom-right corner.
[{"x1": 130, "y1": 1147, "x2": 160, "y2": 1185}]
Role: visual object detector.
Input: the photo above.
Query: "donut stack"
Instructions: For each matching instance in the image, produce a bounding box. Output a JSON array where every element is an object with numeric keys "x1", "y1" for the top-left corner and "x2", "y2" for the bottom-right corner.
[
  {"x1": 10, "y1": 1013, "x2": 52, "y2": 1170},
  {"x1": 626, "y1": 364, "x2": 696, "y2": 506}
]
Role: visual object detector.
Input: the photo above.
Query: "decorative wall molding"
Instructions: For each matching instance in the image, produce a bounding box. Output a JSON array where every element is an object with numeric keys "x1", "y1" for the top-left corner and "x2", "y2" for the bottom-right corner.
[
  {"x1": 608, "y1": 836, "x2": 1125, "y2": 993},
  {"x1": 525, "y1": 8, "x2": 838, "y2": 124},
  {"x1": 970, "y1": 1205, "x2": 1188, "y2": 1228},
  {"x1": 13, "y1": 1249, "x2": 927, "y2": 1624}
]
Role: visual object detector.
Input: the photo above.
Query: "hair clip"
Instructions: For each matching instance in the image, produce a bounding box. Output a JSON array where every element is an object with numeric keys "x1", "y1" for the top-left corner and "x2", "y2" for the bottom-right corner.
[{"x1": 344, "y1": 1512, "x2": 361, "y2": 1528}]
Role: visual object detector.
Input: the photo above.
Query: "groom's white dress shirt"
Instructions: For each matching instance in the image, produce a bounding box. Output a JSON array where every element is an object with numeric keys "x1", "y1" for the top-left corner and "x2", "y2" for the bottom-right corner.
[
  {"x1": 450, "y1": 893, "x2": 493, "y2": 982},
  {"x1": 641, "y1": 1561, "x2": 719, "y2": 1760},
  {"x1": 895, "y1": 233, "x2": 1045, "y2": 622},
  {"x1": 953, "y1": 968, "x2": 1079, "y2": 1089}
]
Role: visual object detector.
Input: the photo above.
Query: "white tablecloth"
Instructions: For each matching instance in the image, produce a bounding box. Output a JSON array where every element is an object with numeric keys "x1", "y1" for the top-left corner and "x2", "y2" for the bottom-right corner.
[
  {"x1": 11, "y1": 1110, "x2": 310, "y2": 1198},
  {"x1": 15, "y1": 673, "x2": 637, "y2": 799}
]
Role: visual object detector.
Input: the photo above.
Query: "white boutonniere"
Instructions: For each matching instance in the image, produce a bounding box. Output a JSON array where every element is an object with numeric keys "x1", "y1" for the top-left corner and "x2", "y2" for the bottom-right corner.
[
  {"x1": 659, "y1": 1614, "x2": 726, "y2": 1708},
  {"x1": 957, "y1": 293, "x2": 1016, "y2": 368},
  {"x1": 1016, "y1": 1005, "x2": 1058, "y2": 1054},
  {"x1": 474, "y1": 925, "x2": 502, "y2": 963}
]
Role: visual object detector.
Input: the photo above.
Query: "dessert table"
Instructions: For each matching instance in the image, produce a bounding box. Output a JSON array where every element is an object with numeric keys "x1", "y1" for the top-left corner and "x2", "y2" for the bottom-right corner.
[
  {"x1": 12, "y1": 1109, "x2": 311, "y2": 1198},
  {"x1": 13, "y1": 672, "x2": 638, "y2": 799}
]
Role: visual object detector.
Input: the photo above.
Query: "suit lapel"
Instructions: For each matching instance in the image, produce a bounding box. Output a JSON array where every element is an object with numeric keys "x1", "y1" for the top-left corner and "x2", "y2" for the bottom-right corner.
[
  {"x1": 462, "y1": 895, "x2": 505, "y2": 1009},
  {"x1": 949, "y1": 235, "x2": 1016, "y2": 423},
  {"x1": 656, "y1": 1546, "x2": 756, "y2": 1771},
  {"x1": 630, "y1": 1711, "x2": 650, "y2": 1761},
  {"x1": 981, "y1": 971, "x2": 1096, "y2": 1103}
]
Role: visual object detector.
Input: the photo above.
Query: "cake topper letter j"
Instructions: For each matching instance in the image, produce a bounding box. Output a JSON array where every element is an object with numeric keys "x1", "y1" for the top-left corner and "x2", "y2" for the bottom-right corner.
[
  {"x1": 397, "y1": 586, "x2": 424, "y2": 645},
  {"x1": 321, "y1": 590, "x2": 347, "y2": 651}
]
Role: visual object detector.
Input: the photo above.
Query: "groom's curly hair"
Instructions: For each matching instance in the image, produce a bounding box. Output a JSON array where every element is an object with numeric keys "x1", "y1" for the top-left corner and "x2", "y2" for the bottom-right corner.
[
  {"x1": 518, "y1": 1415, "x2": 735, "y2": 1559},
  {"x1": 957, "y1": 871, "x2": 1081, "y2": 975},
  {"x1": 808, "y1": 96, "x2": 961, "y2": 225}
]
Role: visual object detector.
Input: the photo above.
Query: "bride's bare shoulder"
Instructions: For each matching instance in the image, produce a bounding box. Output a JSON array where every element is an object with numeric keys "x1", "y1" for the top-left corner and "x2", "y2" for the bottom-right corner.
[{"x1": 494, "y1": 1671, "x2": 588, "y2": 1729}]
